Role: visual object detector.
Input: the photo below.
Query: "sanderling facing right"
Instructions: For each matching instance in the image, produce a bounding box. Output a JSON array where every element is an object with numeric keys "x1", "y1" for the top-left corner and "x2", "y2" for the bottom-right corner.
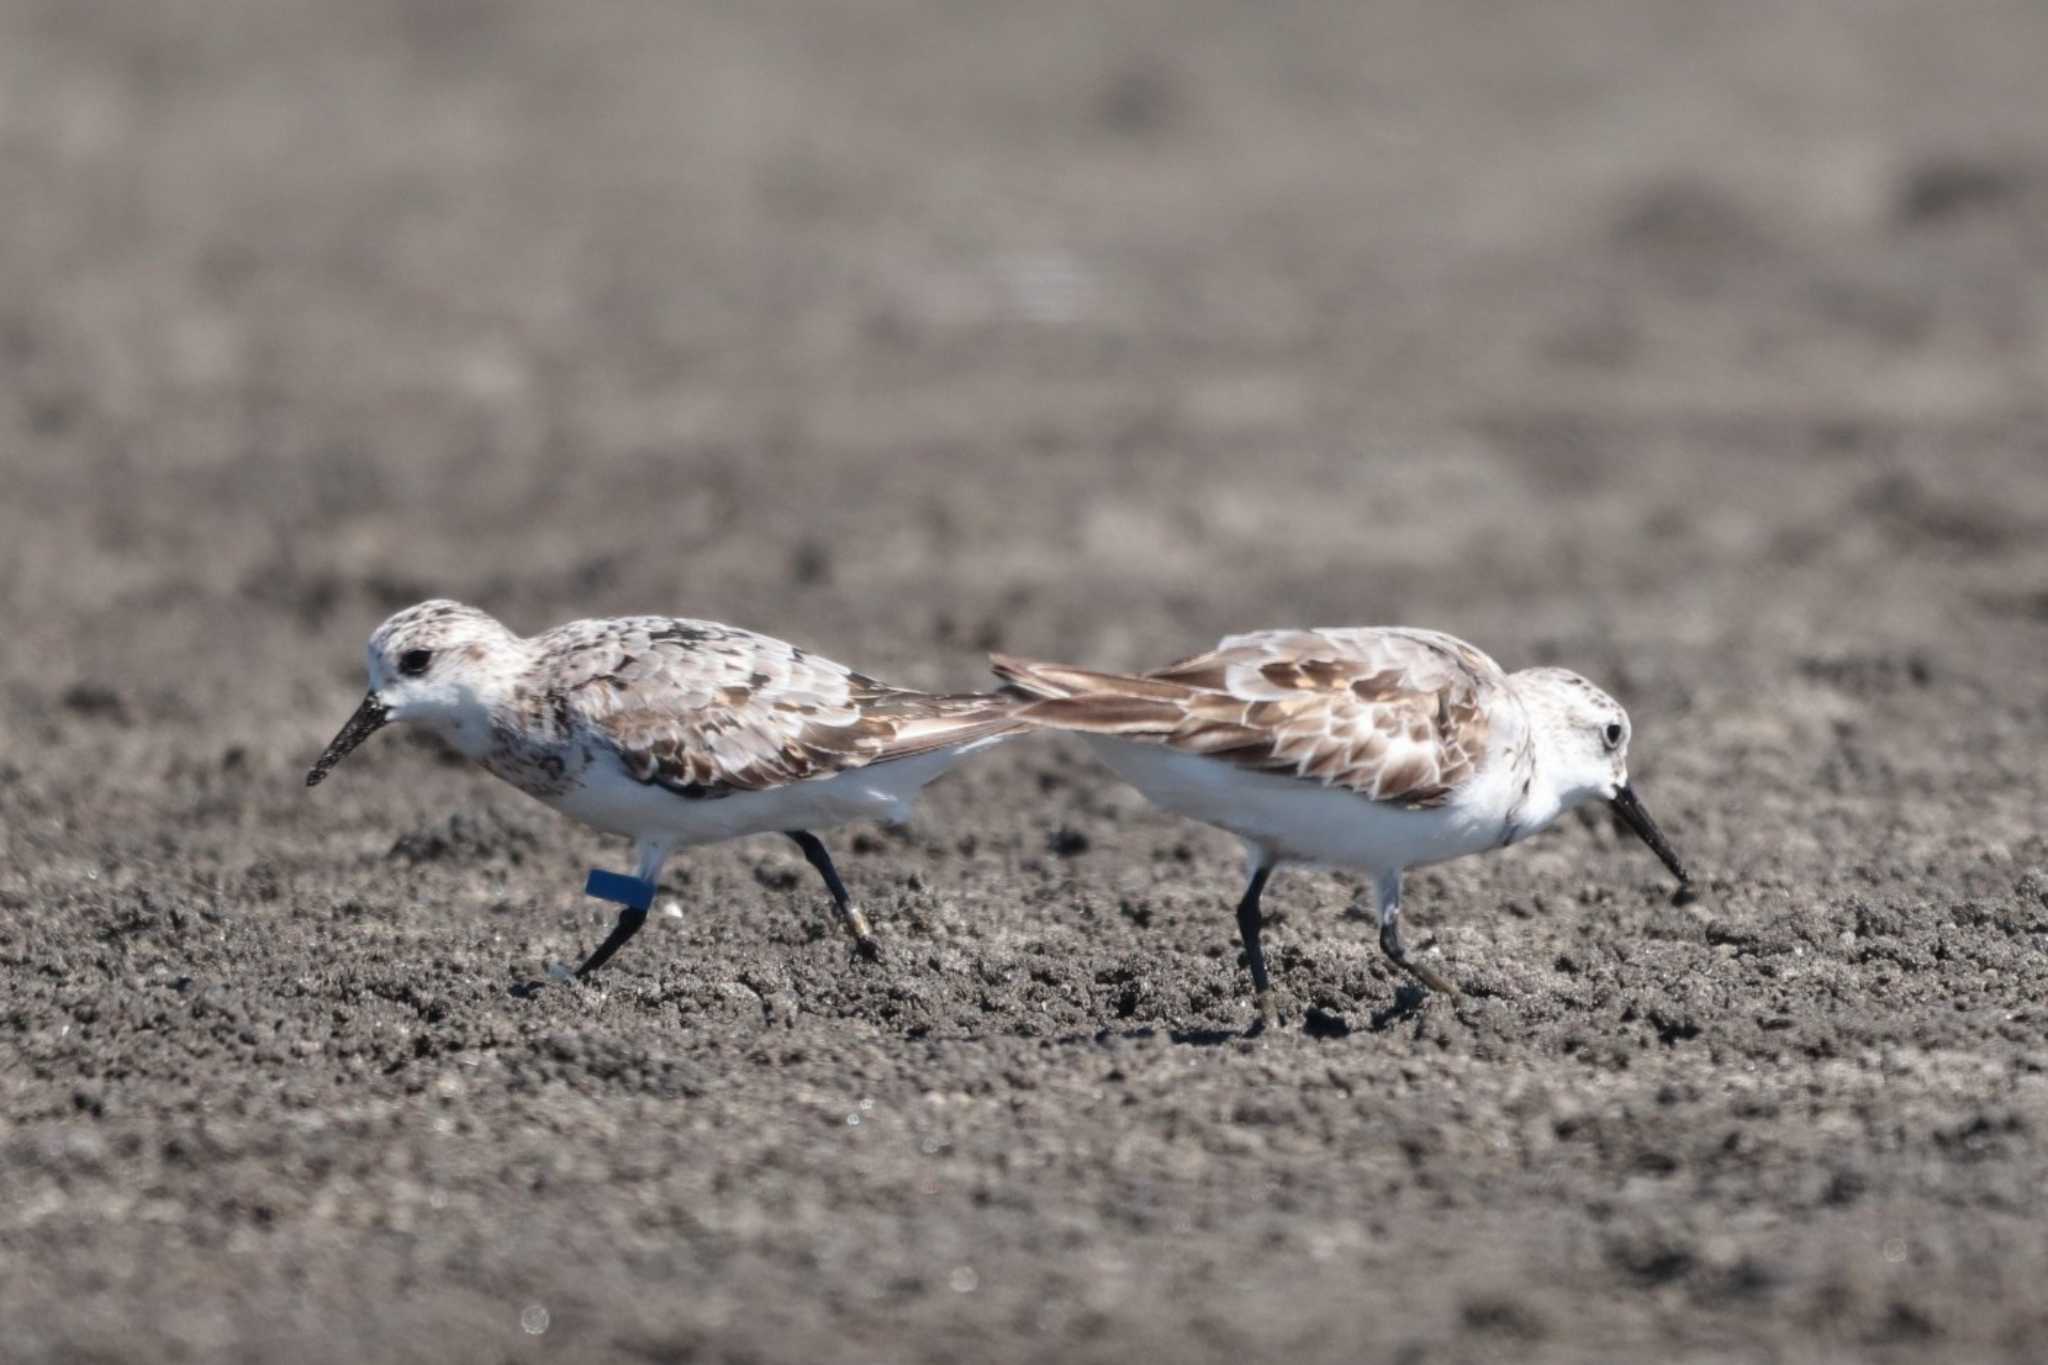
[
  {"x1": 307, "y1": 600, "x2": 1021, "y2": 978},
  {"x1": 993, "y1": 627, "x2": 1688, "y2": 1004}
]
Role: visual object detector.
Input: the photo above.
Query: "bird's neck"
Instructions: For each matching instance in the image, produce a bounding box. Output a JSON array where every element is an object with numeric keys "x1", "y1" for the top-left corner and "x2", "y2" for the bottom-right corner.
[
  {"x1": 1507, "y1": 769, "x2": 1567, "y2": 842},
  {"x1": 426, "y1": 642, "x2": 532, "y2": 761},
  {"x1": 1496, "y1": 682, "x2": 1568, "y2": 842}
]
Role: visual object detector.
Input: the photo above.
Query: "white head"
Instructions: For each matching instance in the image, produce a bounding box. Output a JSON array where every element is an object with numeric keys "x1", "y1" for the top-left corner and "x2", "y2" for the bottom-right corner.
[
  {"x1": 1515, "y1": 667, "x2": 1633, "y2": 803},
  {"x1": 306, "y1": 599, "x2": 522, "y2": 786},
  {"x1": 1513, "y1": 666, "x2": 1687, "y2": 884}
]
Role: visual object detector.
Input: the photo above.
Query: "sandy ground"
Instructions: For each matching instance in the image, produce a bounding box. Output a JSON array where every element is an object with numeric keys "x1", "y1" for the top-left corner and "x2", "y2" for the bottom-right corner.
[{"x1": 5, "y1": 0, "x2": 2048, "y2": 1360}]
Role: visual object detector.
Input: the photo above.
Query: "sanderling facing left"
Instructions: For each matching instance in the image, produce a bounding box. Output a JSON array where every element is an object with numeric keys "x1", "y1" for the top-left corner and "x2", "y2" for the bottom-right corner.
[
  {"x1": 308, "y1": 600, "x2": 1021, "y2": 978},
  {"x1": 993, "y1": 627, "x2": 1688, "y2": 1004}
]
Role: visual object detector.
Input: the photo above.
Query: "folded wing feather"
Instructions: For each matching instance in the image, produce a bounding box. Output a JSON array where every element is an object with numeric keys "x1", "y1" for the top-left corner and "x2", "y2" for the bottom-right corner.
[
  {"x1": 537, "y1": 618, "x2": 1016, "y2": 797},
  {"x1": 993, "y1": 628, "x2": 1502, "y2": 808}
]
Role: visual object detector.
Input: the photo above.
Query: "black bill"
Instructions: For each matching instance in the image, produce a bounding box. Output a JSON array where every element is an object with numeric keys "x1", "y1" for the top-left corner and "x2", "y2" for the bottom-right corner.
[
  {"x1": 1609, "y1": 783, "x2": 1689, "y2": 884},
  {"x1": 306, "y1": 693, "x2": 390, "y2": 788}
]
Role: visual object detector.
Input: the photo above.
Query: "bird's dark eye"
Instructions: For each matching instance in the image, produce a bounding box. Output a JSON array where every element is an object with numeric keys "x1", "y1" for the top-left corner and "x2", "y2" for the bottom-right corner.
[
  {"x1": 398, "y1": 649, "x2": 433, "y2": 677},
  {"x1": 1603, "y1": 722, "x2": 1624, "y2": 749}
]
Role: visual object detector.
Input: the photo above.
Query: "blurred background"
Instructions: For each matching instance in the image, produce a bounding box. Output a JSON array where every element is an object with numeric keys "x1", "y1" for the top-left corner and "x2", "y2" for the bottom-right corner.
[
  {"x1": 8, "y1": 0, "x2": 2045, "y2": 696},
  {"x1": 4, "y1": 0, "x2": 2047, "y2": 1360}
]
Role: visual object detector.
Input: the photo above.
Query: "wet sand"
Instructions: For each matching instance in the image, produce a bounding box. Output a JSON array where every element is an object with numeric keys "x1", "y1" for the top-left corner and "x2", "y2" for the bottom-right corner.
[{"x1": 4, "y1": 1, "x2": 2048, "y2": 1359}]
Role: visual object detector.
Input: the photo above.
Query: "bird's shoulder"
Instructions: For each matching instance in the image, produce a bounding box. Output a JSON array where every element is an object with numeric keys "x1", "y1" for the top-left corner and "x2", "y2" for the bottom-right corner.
[
  {"x1": 528, "y1": 617, "x2": 1006, "y2": 795},
  {"x1": 1141, "y1": 627, "x2": 1509, "y2": 806}
]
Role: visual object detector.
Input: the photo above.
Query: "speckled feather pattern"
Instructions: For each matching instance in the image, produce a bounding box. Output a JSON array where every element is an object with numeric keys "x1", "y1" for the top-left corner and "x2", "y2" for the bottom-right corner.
[
  {"x1": 994, "y1": 628, "x2": 1529, "y2": 809},
  {"x1": 512, "y1": 616, "x2": 1018, "y2": 799},
  {"x1": 354, "y1": 601, "x2": 1021, "y2": 811}
]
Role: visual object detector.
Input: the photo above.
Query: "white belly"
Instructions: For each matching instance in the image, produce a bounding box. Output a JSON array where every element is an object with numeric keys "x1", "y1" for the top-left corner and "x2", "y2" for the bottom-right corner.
[
  {"x1": 525, "y1": 739, "x2": 998, "y2": 847},
  {"x1": 1083, "y1": 737, "x2": 1514, "y2": 872}
]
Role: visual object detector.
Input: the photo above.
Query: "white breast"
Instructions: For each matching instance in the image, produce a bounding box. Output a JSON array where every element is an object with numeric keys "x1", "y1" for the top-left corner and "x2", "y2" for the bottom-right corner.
[
  {"x1": 1081, "y1": 737, "x2": 1519, "y2": 872},
  {"x1": 516, "y1": 738, "x2": 1001, "y2": 847}
]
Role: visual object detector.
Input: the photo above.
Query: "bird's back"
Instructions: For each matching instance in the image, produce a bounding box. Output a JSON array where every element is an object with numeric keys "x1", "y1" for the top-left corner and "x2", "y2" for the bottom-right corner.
[
  {"x1": 524, "y1": 616, "x2": 1020, "y2": 799},
  {"x1": 993, "y1": 626, "x2": 1515, "y2": 808}
]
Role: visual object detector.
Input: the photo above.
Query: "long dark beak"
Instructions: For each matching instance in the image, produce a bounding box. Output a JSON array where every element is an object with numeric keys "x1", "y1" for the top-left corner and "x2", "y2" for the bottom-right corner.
[
  {"x1": 1609, "y1": 784, "x2": 1688, "y2": 884},
  {"x1": 306, "y1": 693, "x2": 390, "y2": 788}
]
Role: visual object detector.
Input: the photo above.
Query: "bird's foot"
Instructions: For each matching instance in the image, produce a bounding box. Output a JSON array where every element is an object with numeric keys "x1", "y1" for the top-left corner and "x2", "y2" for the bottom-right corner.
[
  {"x1": 843, "y1": 906, "x2": 882, "y2": 963},
  {"x1": 1379, "y1": 918, "x2": 1460, "y2": 997},
  {"x1": 1399, "y1": 956, "x2": 1460, "y2": 997}
]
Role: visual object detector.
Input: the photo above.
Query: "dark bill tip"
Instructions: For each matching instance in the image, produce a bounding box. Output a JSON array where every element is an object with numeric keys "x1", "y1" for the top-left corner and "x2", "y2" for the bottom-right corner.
[
  {"x1": 1610, "y1": 783, "x2": 1689, "y2": 885},
  {"x1": 305, "y1": 693, "x2": 389, "y2": 788}
]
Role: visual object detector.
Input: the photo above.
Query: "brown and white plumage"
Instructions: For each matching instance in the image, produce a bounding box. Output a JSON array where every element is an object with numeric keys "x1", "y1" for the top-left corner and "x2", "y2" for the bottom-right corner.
[
  {"x1": 517, "y1": 616, "x2": 1020, "y2": 800},
  {"x1": 993, "y1": 627, "x2": 1687, "y2": 1004},
  {"x1": 994, "y1": 627, "x2": 1505, "y2": 808},
  {"x1": 308, "y1": 601, "x2": 1022, "y2": 976}
]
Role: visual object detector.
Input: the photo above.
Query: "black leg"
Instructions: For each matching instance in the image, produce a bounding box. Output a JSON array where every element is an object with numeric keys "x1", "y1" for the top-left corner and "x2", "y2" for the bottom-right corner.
[
  {"x1": 787, "y1": 831, "x2": 879, "y2": 959},
  {"x1": 1235, "y1": 863, "x2": 1274, "y2": 995},
  {"x1": 574, "y1": 906, "x2": 649, "y2": 979},
  {"x1": 1378, "y1": 910, "x2": 1458, "y2": 996}
]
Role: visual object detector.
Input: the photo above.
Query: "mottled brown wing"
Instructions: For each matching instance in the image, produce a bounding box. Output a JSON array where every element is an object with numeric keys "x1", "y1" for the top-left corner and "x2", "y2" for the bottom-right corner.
[
  {"x1": 998, "y1": 628, "x2": 1503, "y2": 808},
  {"x1": 542, "y1": 618, "x2": 1017, "y2": 796}
]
